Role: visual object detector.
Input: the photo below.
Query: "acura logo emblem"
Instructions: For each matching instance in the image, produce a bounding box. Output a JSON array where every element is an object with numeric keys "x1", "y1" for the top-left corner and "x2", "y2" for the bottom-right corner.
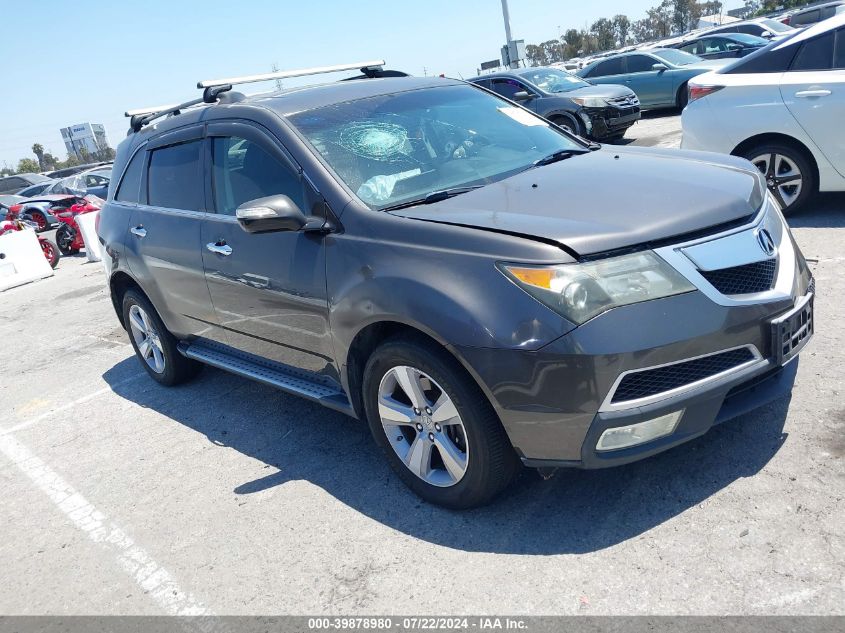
[{"x1": 757, "y1": 229, "x2": 776, "y2": 256}]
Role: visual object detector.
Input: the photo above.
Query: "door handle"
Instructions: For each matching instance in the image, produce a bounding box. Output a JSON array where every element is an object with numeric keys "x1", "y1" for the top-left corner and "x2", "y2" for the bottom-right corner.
[
  {"x1": 795, "y1": 89, "x2": 831, "y2": 98},
  {"x1": 130, "y1": 226, "x2": 147, "y2": 238},
  {"x1": 206, "y1": 241, "x2": 232, "y2": 256}
]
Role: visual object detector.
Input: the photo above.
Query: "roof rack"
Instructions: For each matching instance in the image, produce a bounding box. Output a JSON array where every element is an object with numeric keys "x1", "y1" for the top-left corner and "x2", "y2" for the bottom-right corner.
[
  {"x1": 125, "y1": 60, "x2": 388, "y2": 134},
  {"x1": 197, "y1": 59, "x2": 385, "y2": 88}
]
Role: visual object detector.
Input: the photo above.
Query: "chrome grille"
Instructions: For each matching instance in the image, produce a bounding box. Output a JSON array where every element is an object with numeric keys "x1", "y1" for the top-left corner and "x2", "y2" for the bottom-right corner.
[
  {"x1": 699, "y1": 259, "x2": 777, "y2": 296},
  {"x1": 610, "y1": 347, "x2": 757, "y2": 405},
  {"x1": 607, "y1": 95, "x2": 640, "y2": 108}
]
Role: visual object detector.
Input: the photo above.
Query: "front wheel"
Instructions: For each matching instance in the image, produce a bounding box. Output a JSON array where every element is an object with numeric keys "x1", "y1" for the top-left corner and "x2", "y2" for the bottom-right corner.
[
  {"x1": 40, "y1": 238, "x2": 60, "y2": 268},
  {"x1": 362, "y1": 336, "x2": 520, "y2": 509},
  {"x1": 55, "y1": 225, "x2": 79, "y2": 255},
  {"x1": 743, "y1": 143, "x2": 816, "y2": 215},
  {"x1": 550, "y1": 114, "x2": 581, "y2": 137},
  {"x1": 25, "y1": 210, "x2": 49, "y2": 232}
]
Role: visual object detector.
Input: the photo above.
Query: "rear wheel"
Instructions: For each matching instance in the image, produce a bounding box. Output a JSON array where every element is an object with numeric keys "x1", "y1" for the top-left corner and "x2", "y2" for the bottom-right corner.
[
  {"x1": 55, "y1": 225, "x2": 78, "y2": 255},
  {"x1": 362, "y1": 336, "x2": 520, "y2": 508},
  {"x1": 122, "y1": 289, "x2": 201, "y2": 386},
  {"x1": 677, "y1": 83, "x2": 689, "y2": 110},
  {"x1": 743, "y1": 143, "x2": 816, "y2": 215}
]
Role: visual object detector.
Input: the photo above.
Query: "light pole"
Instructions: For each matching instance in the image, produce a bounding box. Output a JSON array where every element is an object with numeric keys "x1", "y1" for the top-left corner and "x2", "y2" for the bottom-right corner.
[{"x1": 500, "y1": 0, "x2": 518, "y2": 68}]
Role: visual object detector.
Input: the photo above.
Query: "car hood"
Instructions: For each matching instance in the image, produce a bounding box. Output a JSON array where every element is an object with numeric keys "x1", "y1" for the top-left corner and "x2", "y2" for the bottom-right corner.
[
  {"x1": 554, "y1": 84, "x2": 635, "y2": 99},
  {"x1": 389, "y1": 146, "x2": 765, "y2": 257}
]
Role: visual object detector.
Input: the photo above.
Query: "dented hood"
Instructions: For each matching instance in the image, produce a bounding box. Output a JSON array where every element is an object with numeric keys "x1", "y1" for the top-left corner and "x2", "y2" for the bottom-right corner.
[{"x1": 389, "y1": 145, "x2": 765, "y2": 257}]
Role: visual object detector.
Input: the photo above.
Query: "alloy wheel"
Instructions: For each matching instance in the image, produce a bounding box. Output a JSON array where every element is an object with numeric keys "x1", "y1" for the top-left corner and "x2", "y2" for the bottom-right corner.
[
  {"x1": 750, "y1": 152, "x2": 803, "y2": 209},
  {"x1": 128, "y1": 304, "x2": 166, "y2": 373},
  {"x1": 377, "y1": 365, "x2": 469, "y2": 487}
]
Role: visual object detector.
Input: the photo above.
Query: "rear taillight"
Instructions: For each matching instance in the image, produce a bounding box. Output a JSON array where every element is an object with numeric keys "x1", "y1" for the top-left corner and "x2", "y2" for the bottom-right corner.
[{"x1": 689, "y1": 84, "x2": 724, "y2": 103}]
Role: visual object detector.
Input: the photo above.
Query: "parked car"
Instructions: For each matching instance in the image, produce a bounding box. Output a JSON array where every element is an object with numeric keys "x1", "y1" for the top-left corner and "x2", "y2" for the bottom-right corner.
[
  {"x1": 577, "y1": 49, "x2": 730, "y2": 109},
  {"x1": 682, "y1": 14, "x2": 845, "y2": 214},
  {"x1": 41, "y1": 171, "x2": 109, "y2": 198},
  {"x1": 16, "y1": 179, "x2": 57, "y2": 198},
  {"x1": 783, "y1": 1, "x2": 845, "y2": 27},
  {"x1": 46, "y1": 161, "x2": 112, "y2": 179},
  {"x1": 4, "y1": 193, "x2": 79, "y2": 231},
  {"x1": 100, "y1": 68, "x2": 814, "y2": 508},
  {"x1": 470, "y1": 67, "x2": 640, "y2": 140},
  {"x1": 0, "y1": 172, "x2": 52, "y2": 195},
  {"x1": 671, "y1": 33, "x2": 770, "y2": 59},
  {"x1": 700, "y1": 17, "x2": 796, "y2": 40}
]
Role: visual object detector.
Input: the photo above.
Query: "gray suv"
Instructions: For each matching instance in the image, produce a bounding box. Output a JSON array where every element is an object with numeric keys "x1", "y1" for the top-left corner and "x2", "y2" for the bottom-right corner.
[{"x1": 99, "y1": 68, "x2": 814, "y2": 508}]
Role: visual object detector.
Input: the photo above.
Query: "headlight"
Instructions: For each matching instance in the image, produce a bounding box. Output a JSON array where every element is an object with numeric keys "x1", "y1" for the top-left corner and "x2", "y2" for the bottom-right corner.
[
  {"x1": 498, "y1": 251, "x2": 695, "y2": 324},
  {"x1": 570, "y1": 96, "x2": 608, "y2": 108}
]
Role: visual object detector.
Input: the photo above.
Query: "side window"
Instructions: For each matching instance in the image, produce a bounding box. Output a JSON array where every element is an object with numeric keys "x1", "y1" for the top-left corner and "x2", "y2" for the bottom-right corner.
[
  {"x1": 835, "y1": 27, "x2": 845, "y2": 69},
  {"x1": 490, "y1": 79, "x2": 526, "y2": 100},
  {"x1": 147, "y1": 141, "x2": 204, "y2": 211},
  {"x1": 626, "y1": 55, "x2": 657, "y2": 72},
  {"x1": 793, "y1": 9, "x2": 820, "y2": 25},
  {"x1": 589, "y1": 57, "x2": 624, "y2": 77},
  {"x1": 791, "y1": 31, "x2": 835, "y2": 71},
  {"x1": 115, "y1": 149, "x2": 146, "y2": 204},
  {"x1": 211, "y1": 136, "x2": 305, "y2": 216},
  {"x1": 679, "y1": 42, "x2": 699, "y2": 54}
]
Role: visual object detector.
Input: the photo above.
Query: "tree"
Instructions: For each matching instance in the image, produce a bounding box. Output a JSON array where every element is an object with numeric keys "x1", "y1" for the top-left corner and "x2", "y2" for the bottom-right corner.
[
  {"x1": 32, "y1": 143, "x2": 45, "y2": 171},
  {"x1": 525, "y1": 44, "x2": 547, "y2": 66},
  {"x1": 612, "y1": 14, "x2": 631, "y2": 47},
  {"x1": 16, "y1": 158, "x2": 40, "y2": 174},
  {"x1": 563, "y1": 28, "x2": 584, "y2": 56},
  {"x1": 541, "y1": 39, "x2": 564, "y2": 64},
  {"x1": 42, "y1": 152, "x2": 59, "y2": 170},
  {"x1": 591, "y1": 17, "x2": 616, "y2": 52}
]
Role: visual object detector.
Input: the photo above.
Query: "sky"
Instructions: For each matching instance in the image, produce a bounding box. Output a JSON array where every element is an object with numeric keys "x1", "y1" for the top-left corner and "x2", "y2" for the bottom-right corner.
[{"x1": 0, "y1": 0, "x2": 741, "y2": 169}]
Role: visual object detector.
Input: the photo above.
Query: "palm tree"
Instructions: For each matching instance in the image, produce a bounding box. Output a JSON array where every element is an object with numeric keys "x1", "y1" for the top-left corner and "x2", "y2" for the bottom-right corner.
[{"x1": 32, "y1": 143, "x2": 45, "y2": 171}]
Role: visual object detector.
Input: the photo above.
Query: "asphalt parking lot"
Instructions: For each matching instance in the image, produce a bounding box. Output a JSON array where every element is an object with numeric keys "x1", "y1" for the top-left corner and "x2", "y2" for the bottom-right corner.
[{"x1": 1, "y1": 113, "x2": 843, "y2": 616}]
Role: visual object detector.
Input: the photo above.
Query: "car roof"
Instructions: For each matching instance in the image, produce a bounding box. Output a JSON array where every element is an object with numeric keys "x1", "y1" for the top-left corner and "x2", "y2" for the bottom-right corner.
[{"x1": 771, "y1": 9, "x2": 845, "y2": 48}]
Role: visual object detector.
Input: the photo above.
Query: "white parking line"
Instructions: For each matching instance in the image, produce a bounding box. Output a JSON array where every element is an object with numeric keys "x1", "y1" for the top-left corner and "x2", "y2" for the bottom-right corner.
[
  {"x1": 2, "y1": 373, "x2": 146, "y2": 436},
  {"x1": 0, "y1": 431, "x2": 210, "y2": 616}
]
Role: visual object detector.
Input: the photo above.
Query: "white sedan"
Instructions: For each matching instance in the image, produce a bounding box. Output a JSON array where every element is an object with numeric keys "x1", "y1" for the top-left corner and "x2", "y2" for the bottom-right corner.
[{"x1": 681, "y1": 13, "x2": 845, "y2": 214}]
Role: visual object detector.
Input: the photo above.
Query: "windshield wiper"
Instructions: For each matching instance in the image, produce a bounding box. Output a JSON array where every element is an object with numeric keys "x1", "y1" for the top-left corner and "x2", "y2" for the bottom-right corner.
[
  {"x1": 380, "y1": 185, "x2": 483, "y2": 211},
  {"x1": 532, "y1": 148, "x2": 589, "y2": 167}
]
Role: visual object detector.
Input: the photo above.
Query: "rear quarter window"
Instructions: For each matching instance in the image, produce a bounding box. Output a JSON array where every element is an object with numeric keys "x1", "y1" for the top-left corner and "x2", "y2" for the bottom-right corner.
[{"x1": 114, "y1": 149, "x2": 146, "y2": 203}]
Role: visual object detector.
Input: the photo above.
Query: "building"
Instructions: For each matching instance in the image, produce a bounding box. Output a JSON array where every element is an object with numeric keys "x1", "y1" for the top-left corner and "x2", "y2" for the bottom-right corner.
[
  {"x1": 697, "y1": 13, "x2": 740, "y2": 28},
  {"x1": 60, "y1": 123, "x2": 110, "y2": 160}
]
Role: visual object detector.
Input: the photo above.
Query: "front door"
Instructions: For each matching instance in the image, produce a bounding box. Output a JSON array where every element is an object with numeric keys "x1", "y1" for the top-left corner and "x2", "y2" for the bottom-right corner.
[{"x1": 200, "y1": 122, "x2": 334, "y2": 375}]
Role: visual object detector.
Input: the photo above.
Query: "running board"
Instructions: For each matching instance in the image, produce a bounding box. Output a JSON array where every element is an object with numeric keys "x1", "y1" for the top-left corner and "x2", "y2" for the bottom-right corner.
[{"x1": 179, "y1": 341, "x2": 355, "y2": 417}]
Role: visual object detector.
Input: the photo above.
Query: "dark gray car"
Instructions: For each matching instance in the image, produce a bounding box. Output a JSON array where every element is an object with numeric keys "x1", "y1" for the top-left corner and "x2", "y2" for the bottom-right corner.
[
  {"x1": 471, "y1": 67, "x2": 640, "y2": 140},
  {"x1": 99, "y1": 74, "x2": 814, "y2": 508}
]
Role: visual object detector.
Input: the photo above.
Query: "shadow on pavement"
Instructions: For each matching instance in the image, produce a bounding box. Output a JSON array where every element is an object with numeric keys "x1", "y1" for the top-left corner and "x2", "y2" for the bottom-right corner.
[
  {"x1": 103, "y1": 356, "x2": 791, "y2": 555},
  {"x1": 787, "y1": 194, "x2": 845, "y2": 229}
]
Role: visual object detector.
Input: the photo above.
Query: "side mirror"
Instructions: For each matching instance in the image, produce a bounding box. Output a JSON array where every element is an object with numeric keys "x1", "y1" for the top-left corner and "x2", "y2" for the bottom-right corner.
[
  {"x1": 761, "y1": 31, "x2": 773, "y2": 38},
  {"x1": 512, "y1": 90, "x2": 533, "y2": 101},
  {"x1": 652, "y1": 63, "x2": 668, "y2": 71},
  {"x1": 235, "y1": 194, "x2": 308, "y2": 234}
]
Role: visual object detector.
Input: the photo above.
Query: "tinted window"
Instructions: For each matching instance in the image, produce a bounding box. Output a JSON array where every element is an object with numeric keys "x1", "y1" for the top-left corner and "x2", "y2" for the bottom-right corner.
[
  {"x1": 0, "y1": 177, "x2": 27, "y2": 192},
  {"x1": 792, "y1": 9, "x2": 820, "y2": 25},
  {"x1": 626, "y1": 55, "x2": 657, "y2": 72},
  {"x1": 725, "y1": 43, "x2": 797, "y2": 73},
  {"x1": 115, "y1": 150, "x2": 146, "y2": 203},
  {"x1": 490, "y1": 78, "x2": 526, "y2": 99},
  {"x1": 652, "y1": 49, "x2": 702, "y2": 65},
  {"x1": 836, "y1": 28, "x2": 845, "y2": 68},
  {"x1": 148, "y1": 141, "x2": 203, "y2": 211},
  {"x1": 589, "y1": 57, "x2": 624, "y2": 77},
  {"x1": 211, "y1": 137, "x2": 304, "y2": 216},
  {"x1": 791, "y1": 31, "x2": 834, "y2": 70}
]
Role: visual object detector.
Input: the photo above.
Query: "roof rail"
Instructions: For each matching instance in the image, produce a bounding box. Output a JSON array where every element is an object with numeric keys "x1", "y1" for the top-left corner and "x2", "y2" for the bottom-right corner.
[
  {"x1": 197, "y1": 59, "x2": 385, "y2": 89},
  {"x1": 125, "y1": 96, "x2": 205, "y2": 133}
]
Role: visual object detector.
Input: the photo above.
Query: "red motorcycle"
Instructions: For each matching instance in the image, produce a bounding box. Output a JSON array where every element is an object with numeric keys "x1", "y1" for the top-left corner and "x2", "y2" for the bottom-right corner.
[
  {"x1": 54, "y1": 196, "x2": 102, "y2": 256},
  {"x1": 0, "y1": 214, "x2": 60, "y2": 268}
]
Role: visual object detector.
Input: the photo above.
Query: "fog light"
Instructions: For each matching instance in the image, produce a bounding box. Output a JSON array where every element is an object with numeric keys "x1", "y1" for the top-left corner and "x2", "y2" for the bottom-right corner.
[{"x1": 596, "y1": 410, "x2": 684, "y2": 452}]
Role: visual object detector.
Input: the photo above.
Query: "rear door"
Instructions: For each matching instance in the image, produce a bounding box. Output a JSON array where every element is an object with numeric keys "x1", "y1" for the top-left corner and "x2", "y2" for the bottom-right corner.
[
  {"x1": 124, "y1": 126, "x2": 223, "y2": 342},
  {"x1": 780, "y1": 26, "x2": 845, "y2": 177},
  {"x1": 200, "y1": 121, "x2": 334, "y2": 374},
  {"x1": 624, "y1": 54, "x2": 673, "y2": 106}
]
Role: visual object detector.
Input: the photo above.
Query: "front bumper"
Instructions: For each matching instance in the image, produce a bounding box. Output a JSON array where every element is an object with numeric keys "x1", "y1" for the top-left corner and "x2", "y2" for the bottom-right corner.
[
  {"x1": 458, "y1": 199, "x2": 813, "y2": 467},
  {"x1": 586, "y1": 106, "x2": 641, "y2": 139}
]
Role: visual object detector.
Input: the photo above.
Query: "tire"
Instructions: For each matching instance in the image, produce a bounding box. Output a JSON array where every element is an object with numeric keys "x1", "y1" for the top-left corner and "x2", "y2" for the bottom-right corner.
[
  {"x1": 40, "y1": 238, "x2": 60, "y2": 269},
  {"x1": 550, "y1": 114, "x2": 581, "y2": 137},
  {"x1": 362, "y1": 335, "x2": 520, "y2": 509},
  {"x1": 742, "y1": 142, "x2": 816, "y2": 215},
  {"x1": 25, "y1": 210, "x2": 49, "y2": 232},
  {"x1": 122, "y1": 289, "x2": 201, "y2": 386},
  {"x1": 55, "y1": 225, "x2": 79, "y2": 256},
  {"x1": 677, "y1": 83, "x2": 689, "y2": 110}
]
